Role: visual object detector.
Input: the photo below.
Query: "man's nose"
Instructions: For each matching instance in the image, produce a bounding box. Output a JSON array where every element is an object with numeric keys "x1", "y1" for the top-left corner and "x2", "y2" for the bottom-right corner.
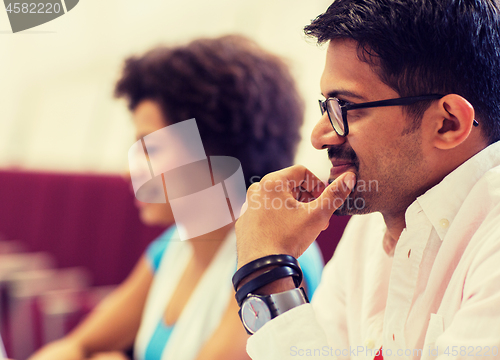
[{"x1": 310, "y1": 112, "x2": 346, "y2": 150}]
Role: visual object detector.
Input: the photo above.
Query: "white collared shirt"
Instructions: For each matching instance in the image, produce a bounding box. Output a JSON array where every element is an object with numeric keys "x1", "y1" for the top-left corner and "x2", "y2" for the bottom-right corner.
[{"x1": 247, "y1": 142, "x2": 500, "y2": 359}]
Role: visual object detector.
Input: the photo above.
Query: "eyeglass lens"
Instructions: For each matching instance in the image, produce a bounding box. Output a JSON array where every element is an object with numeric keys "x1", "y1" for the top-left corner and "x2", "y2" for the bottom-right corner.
[
  {"x1": 327, "y1": 100, "x2": 345, "y2": 135},
  {"x1": 319, "y1": 99, "x2": 346, "y2": 136}
]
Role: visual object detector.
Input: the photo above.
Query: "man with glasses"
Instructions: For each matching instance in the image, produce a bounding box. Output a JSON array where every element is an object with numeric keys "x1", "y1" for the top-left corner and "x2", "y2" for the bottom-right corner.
[{"x1": 233, "y1": 0, "x2": 500, "y2": 358}]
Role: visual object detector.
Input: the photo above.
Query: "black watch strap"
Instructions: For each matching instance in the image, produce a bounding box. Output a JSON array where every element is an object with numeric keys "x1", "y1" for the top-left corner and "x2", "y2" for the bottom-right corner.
[
  {"x1": 235, "y1": 265, "x2": 300, "y2": 306},
  {"x1": 232, "y1": 254, "x2": 301, "y2": 291}
]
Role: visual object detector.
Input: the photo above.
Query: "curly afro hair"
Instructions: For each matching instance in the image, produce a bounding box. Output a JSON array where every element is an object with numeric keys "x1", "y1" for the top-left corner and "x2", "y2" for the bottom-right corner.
[{"x1": 115, "y1": 35, "x2": 304, "y2": 186}]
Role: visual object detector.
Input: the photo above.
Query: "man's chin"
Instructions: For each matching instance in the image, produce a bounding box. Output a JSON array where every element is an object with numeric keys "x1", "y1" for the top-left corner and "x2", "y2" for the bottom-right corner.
[{"x1": 333, "y1": 193, "x2": 371, "y2": 216}]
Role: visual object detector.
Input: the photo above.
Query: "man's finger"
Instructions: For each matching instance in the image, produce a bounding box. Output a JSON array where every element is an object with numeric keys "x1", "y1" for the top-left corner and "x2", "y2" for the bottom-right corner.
[
  {"x1": 272, "y1": 165, "x2": 326, "y2": 200},
  {"x1": 270, "y1": 165, "x2": 324, "y2": 194},
  {"x1": 308, "y1": 172, "x2": 356, "y2": 214}
]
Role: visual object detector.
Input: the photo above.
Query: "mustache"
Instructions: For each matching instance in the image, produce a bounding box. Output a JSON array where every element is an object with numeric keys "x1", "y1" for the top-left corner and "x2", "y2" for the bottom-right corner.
[
  {"x1": 328, "y1": 146, "x2": 359, "y2": 185},
  {"x1": 327, "y1": 146, "x2": 359, "y2": 165}
]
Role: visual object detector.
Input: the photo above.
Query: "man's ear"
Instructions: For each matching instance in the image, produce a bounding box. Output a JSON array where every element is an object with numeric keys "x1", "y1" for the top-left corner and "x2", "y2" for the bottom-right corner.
[{"x1": 431, "y1": 94, "x2": 475, "y2": 150}]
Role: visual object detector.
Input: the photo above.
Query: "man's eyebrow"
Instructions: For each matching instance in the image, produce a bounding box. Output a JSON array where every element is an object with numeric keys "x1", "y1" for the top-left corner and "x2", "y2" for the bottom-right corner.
[{"x1": 321, "y1": 90, "x2": 366, "y2": 101}]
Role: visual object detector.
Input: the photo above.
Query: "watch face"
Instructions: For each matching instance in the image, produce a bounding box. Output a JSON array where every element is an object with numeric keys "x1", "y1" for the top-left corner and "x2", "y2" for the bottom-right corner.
[{"x1": 241, "y1": 296, "x2": 272, "y2": 334}]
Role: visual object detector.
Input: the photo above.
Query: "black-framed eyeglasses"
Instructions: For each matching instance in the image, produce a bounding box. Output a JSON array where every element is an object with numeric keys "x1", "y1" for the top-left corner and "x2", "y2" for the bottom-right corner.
[{"x1": 318, "y1": 94, "x2": 479, "y2": 137}]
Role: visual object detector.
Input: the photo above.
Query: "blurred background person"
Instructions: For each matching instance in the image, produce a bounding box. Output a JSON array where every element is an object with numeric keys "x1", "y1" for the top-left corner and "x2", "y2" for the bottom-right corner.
[{"x1": 28, "y1": 35, "x2": 324, "y2": 360}]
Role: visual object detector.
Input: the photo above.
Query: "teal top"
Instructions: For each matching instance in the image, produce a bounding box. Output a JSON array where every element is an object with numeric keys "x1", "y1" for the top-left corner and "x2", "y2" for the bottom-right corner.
[
  {"x1": 143, "y1": 321, "x2": 174, "y2": 360},
  {"x1": 143, "y1": 227, "x2": 324, "y2": 360}
]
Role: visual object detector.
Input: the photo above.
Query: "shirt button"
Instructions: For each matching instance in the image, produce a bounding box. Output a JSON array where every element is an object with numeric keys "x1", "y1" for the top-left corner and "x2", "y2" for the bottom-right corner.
[
  {"x1": 439, "y1": 218, "x2": 450, "y2": 228},
  {"x1": 365, "y1": 339, "x2": 375, "y2": 349}
]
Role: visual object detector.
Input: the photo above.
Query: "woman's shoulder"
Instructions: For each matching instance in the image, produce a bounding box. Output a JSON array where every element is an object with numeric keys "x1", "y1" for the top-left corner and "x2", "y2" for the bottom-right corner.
[
  {"x1": 298, "y1": 241, "x2": 324, "y2": 298},
  {"x1": 145, "y1": 227, "x2": 177, "y2": 273}
]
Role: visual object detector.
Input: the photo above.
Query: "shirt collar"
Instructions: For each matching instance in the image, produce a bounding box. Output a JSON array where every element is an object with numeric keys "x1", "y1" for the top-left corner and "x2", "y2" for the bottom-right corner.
[{"x1": 413, "y1": 141, "x2": 500, "y2": 241}]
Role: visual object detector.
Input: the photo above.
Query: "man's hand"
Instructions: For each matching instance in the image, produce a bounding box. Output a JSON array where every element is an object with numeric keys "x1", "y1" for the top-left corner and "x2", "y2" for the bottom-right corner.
[{"x1": 236, "y1": 165, "x2": 356, "y2": 269}]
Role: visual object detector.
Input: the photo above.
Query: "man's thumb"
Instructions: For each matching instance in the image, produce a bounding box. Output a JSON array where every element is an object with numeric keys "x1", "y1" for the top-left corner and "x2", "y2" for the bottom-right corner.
[{"x1": 312, "y1": 172, "x2": 356, "y2": 213}]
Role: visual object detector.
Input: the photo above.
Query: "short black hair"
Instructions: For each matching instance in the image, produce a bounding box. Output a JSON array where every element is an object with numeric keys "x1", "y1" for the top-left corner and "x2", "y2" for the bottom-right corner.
[
  {"x1": 305, "y1": 0, "x2": 500, "y2": 143},
  {"x1": 115, "y1": 35, "x2": 304, "y2": 185}
]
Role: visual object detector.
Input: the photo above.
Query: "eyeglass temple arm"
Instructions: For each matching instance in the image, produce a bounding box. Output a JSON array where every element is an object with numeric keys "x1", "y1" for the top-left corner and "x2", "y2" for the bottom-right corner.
[
  {"x1": 344, "y1": 95, "x2": 445, "y2": 111},
  {"x1": 343, "y1": 96, "x2": 479, "y2": 127}
]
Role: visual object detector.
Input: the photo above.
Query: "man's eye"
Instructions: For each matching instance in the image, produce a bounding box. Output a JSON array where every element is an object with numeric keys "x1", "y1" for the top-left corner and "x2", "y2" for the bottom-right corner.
[{"x1": 337, "y1": 98, "x2": 350, "y2": 107}]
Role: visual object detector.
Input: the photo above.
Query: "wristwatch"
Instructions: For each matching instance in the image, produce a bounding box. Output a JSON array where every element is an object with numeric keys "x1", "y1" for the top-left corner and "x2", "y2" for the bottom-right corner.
[{"x1": 238, "y1": 287, "x2": 309, "y2": 334}]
